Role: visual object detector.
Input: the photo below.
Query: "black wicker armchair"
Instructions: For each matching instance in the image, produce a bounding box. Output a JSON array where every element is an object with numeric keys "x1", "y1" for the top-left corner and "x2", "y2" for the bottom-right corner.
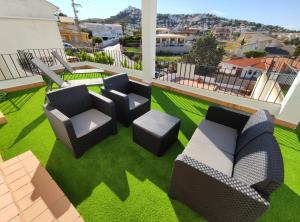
[
  {"x1": 169, "y1": 106, "x2": 284, "y2": 222},
  {"x1": 101, "y1": 73, "x2": 151, "y2": 127},
  {"x1": 44, "y1": 85, "x2": 117, "y2": 158}
]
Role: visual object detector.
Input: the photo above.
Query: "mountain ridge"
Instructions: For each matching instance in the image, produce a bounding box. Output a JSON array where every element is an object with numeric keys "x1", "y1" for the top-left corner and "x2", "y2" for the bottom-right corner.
[{"x1": 81, "y1": 6, "x2": 295, "y2": 32}]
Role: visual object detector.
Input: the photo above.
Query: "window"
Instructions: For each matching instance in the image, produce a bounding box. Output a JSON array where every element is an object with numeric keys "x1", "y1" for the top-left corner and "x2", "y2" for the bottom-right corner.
[{"x1": 178, "y1": 38, "x2": 184, "y2": 44}]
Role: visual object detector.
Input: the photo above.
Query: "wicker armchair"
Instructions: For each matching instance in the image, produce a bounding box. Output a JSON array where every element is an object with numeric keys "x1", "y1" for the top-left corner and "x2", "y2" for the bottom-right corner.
[
  {"x1": 44, "y1": 85, "x2": 117, "y2": 158},
  {"x1": 101, "y1": 74, "x2": 151, "y2": 127}
]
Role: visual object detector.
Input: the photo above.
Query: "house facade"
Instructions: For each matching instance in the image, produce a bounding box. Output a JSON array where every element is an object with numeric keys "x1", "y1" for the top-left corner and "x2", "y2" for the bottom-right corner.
[
  {"x1": 0, "y1": 0, "x2": 64, "y2": 89},
  {"x1": 175, "y1": 28, "x2": 203, "y2": 43},
  {"x1": 0, "y1": 0, "x2": 63, "y2": 54},
  {"x1": 234, "y1": 33, "x2": 284, "y2": 57},
  {"x1": 156, "y1": 28, "x2": 191, "y2": 53},
  {"x1": 80, "y1": 23, "x2": 123, "y2": 47},
  {"x1": 80, "y1": 23, "x2": 123, "y2": 40},
  {"x1": 220, "y1": 58, "x2": 266, "y2": 78},
  {"x1": 58, "y1": 17, "x2": 89, "y2": 45},
  {"x1": 213, "y1": 26, "x2": 232, "y2": 41}
]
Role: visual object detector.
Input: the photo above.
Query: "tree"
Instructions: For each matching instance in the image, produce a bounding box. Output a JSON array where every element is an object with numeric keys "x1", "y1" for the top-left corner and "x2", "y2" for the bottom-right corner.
[
  {"x1": 291, "y1": 37, "x2": 300, "y2": 45},
  {"x1": 241, "y1": 37, "x2": 246, "y2": 46},
  {"x1": 81, "y1": 28, "x2": 93, "y2": 39},
  {"x1": 58, "y1": 12, "x2": 67, "y2": 17},
  {"x1": 294, "y1": 45, "x2": 300, "y2": 57},
  {"x1": 244, "y1": 50, "x2": 267, "y2": 58},
  {"x1": 120, "y1": 22, "x2": 127, "y2": 33},
  {"x1": 182, "y1": 32, "x2": 225, "y2": 67},
  {"x1": 92, "y1": 36, "x2": 103, "y2": 46}
]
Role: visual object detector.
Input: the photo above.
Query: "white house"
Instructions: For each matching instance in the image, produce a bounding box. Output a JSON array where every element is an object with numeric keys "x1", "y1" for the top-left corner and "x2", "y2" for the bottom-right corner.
[
  {"x1": 0, "y1": 0, "x2": 63, "y2": 90},
  {"x1": 0, "y1": 0, "x2": 63, "y2": 54},
  {"x1": 156, "y1": 28, "x2": 170, "y2": 35},
  {"x1": 235, "y1": 33, "x2": 283, "y2": 57},
  {"x1": 219, "y1": 58, "x2": 267, "y2": 79},
  {"x1": 213, "y1": 26, "x2": 232, "y2": 41},
  {"x1": 156, "y1": 28, "x2": 192, "y2": 54},
  {"x1": 80, "y1": 23, "x2": 123, "y2": 39}
]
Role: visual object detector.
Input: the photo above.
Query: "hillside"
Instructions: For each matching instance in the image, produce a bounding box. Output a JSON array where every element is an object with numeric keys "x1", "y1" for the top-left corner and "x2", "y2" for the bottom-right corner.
[{"x1": 81, "y1": 6, "x2": 294, "y2": 33}]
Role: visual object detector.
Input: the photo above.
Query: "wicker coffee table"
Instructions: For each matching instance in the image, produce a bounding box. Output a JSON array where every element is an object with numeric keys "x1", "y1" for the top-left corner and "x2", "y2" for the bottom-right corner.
[{"x1": 133, "y1": 110, "x2": 180, "y2": 156}]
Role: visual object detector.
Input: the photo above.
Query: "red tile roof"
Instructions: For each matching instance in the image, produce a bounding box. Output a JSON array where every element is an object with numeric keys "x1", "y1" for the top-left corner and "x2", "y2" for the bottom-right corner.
[
  {"x1": 223, "y1": 57, "x2": 300, "y2": 73},
  {"x1": 222, "y1": 58, "x2": 267, "y2": 70}
]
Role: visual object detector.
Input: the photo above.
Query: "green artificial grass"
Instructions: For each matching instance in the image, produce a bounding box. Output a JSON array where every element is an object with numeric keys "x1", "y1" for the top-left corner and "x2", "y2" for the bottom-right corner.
[{"x1": 0, "y1": 77, "x2": 300, "y2": 221}]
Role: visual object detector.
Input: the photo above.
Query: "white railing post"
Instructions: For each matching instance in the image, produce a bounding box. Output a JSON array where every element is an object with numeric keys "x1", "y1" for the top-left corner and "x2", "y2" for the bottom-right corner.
[
  {"x1": 278, "y1": 71, "x2": 300, "y2": 128},
  {"x1": 141, "y1": 0, "x2": 157, "y2": 83}
]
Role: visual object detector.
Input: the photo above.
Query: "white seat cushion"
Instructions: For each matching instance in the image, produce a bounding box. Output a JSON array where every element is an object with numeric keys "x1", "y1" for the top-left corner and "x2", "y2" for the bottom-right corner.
[
  {"x1": 128, "y1": 93, "x2": 148, "y2": 110},
  {"x1": 72, "y1": 69, "x2": 104, "y2": 74},
  {"x1": 61, "y1": 78, "x2": 103, "y2": 88},
  {"x1": 70, "y1": 109, "x2": 111, "y2": 138}
]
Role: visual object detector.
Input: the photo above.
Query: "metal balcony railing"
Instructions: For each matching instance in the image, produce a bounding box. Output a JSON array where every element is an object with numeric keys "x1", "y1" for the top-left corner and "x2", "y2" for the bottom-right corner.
[
  {"x1": 154, "y1": 57, "x2": 300, "y2": 104},
  {"x1": 0, "y1": 47, "x2": 299, "y2": 104}
]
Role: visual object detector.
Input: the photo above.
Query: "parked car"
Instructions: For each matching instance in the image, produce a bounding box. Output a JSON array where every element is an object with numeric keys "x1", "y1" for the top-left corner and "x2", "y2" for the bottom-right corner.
[
  {"x1": 63, "y1": 42, "x2": 75, "y2": 49},
  {"x1": 63, "y1": 42, "x2": 79, "y2": 53}
]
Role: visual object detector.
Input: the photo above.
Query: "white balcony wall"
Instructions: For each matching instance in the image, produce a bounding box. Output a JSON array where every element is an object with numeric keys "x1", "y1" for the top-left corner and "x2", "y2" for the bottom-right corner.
[
  {"x1": 278, "y1": 71, "x2": 300, "y2": 126},
  {"x1": 152, "y1": 77, "x2": 281, "y2": 115},
  {"x1": 251, "y1": 72, "x2": 284, "y2": 103}
]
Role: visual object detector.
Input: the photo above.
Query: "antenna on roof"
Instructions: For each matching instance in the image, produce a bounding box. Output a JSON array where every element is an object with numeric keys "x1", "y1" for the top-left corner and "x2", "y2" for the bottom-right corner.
[{"x1": 71, "y1": 0, "x2": 82, "y2": 45}]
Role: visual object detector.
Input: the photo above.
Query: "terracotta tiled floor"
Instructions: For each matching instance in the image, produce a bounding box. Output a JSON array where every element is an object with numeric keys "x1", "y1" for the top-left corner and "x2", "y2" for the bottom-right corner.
[{"x1": 0, "y1": 151, "x2": 84, "y2": 222}]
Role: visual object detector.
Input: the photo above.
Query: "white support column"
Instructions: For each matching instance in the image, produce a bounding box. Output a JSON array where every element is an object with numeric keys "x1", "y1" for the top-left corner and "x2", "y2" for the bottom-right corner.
[
  {"x1": 277, "y1": 71, "x2": 300, "y2": 128},
  {"x1": 141, "y1": 0, "x2": 157, "y2": 82}
]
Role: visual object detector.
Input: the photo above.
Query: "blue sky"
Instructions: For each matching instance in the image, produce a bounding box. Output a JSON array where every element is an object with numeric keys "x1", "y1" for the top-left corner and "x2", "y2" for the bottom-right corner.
[{"x1": 49, "y1": 0, "x2": 300, "y2": 30}]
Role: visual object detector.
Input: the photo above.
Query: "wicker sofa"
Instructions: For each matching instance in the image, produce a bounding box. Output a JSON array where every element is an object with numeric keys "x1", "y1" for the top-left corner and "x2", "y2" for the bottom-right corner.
[{"x1": 169, "y1": 106, "x2": 284, "y2": 222}]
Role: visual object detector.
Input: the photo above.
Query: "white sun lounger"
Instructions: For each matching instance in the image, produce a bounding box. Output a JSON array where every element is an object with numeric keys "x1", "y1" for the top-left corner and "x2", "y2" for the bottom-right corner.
[
  {"x1": 51, "y1": 51, "x2": 104, "y2": 74},
  {"x1": 31, "y1": 58, "x2": 103, "y2": 90}
]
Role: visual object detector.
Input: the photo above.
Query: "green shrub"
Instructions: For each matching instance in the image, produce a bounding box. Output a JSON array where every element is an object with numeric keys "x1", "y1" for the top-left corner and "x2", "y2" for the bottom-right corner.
[
  {"x1": 244, "y1": 50, "x2": 267, "y2": 58},
  {"x1": 121, "y1": 60, "x2": 130, "y2": 69},
  {"x1": 134, "y1": 60, "x2": 142, "y2": 70},
  {"x1": 121, "y1": 59, "x2": 142, "y2": 70},
  {"x1": 75, "y1": 51, "x2": 114, "y2": 65},
  {"x1": 293, "y1": 44, "x2": 300, "y2": 57},
  {"x1": 92, "y1": 36, "x2": 103, "y2": 46},
  {"x1": 94, "y1": 52, "x2": 114, "y2": 65},
  {"x1": 119, "y1": 35, "x2": 141, "y2": 47},
  {"x1": 65, "y1": 49, "x2": 74, "y2": 56},
  {"x1": 77, "y1": 51, "x2": 95, "y2": 62}
]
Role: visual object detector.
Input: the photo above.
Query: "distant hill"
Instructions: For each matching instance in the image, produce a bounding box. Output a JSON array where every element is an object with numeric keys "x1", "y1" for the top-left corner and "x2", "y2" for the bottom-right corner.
[
  {"x1": 81, "y1": 6, "x2": 295, "y2": 33},
  {"x1": 82, "y1": 6, "x2": 141, "y2": 25}
]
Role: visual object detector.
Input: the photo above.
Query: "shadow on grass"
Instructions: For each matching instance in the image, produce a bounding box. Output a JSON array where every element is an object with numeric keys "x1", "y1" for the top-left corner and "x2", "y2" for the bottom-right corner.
[
  {"x1": 275, "y1": 125, "x2": 300, "y2": 152},
  {"x1": 0, "y1": 87, "x2": 40, "y2": 114},
  {"x1": 44, "y1": 87, "x2": 209, "y2": 221},
  {"x1": 258, "y1": 184, "x2": 300, "y2": 221},
  {"x1": 8, "y1": 113, "x2": 46, "y2": 149},
  {"x1": 296, "y1": 123, "x2": 300, "y2": 142},
  {"x1": 45, "y1": 124, "x2": 184, "y2": 204},
  {"x1": 152, "y1": 88, "x2": 200, "y2": 140}
]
